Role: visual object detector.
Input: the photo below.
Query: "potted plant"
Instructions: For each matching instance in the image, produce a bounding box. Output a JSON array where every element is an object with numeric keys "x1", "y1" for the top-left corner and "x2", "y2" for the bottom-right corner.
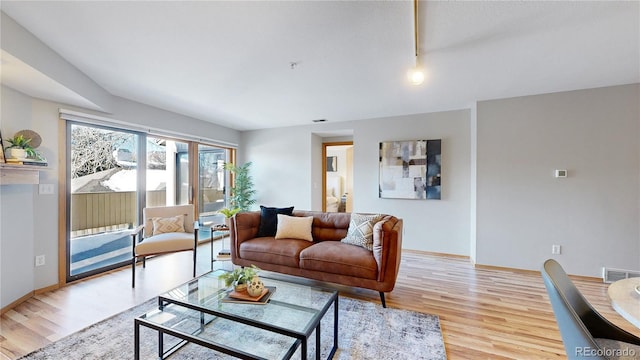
[
  {"x1": 224, "y1": 162, "x2": 256, "y2": 212},
  {"x1": 219, "y1": 265, "x2": 260, "y2": 292},
  {"x1": 218, "y1": 207, "x2": 241, "y2": 228},
  {"x1": 4, "y1": 134, "x2": 35, "y2": 159}
]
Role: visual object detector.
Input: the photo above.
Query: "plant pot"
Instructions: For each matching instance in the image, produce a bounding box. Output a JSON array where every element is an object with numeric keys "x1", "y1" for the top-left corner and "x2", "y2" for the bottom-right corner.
[
  {"x1": 246, "y1": 276, "x2": 264, "y2": 297},
  {"x1": 9, "y1": 148, "x2": 26, "y2": 159},
  {"x1": 234, "y1": 282, "x2": 247, "y2": 293}
]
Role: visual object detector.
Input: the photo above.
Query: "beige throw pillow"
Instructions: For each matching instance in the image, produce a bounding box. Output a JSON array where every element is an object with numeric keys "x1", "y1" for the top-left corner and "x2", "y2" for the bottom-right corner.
[
  {"x1": 152, "y1": 215, "x2": 185, "y2": 236},
  {"x1": 341, "y1": 213, "x2": 384, "y2": 250},
  {"x1": 275, "y1": 214, "x2": 314, "y2": 241}
]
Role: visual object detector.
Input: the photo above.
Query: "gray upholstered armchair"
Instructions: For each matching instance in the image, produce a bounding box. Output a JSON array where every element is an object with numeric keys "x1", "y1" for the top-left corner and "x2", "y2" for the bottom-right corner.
[
  {"x1": 131, "y1": 204, "x2": 199, "y2": 287},
  {"x1": 541, "y1": 259, "x2": 640, "y2": 359}
]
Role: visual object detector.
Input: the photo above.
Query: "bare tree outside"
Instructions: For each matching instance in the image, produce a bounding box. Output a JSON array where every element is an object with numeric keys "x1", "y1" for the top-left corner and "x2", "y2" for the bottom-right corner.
[{"x1": 70, "y1": 126, "x2": 130, "y2": 178}]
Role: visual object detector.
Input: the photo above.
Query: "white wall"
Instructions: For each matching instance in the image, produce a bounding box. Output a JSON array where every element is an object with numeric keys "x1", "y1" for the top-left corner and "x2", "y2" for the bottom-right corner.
[
  {"x1": 0, "y1": 186, "x2": 35, "y2": 306},
  {"x1": 1, "y1": 12, "x2": 112, "y2": 111},
  {"x1": 240, "y1": 127, "x2": 316, "y2": 210},
  {"x1": 1, "y1": 86, "x2": 51, "y2": 306},
  {"x1": 242, "y1": 109, "x2": 472, "y2": 255},
  {"x1": 469, "y1": 103, "x2": 478, "y2": 264},
  {"x1": 0, "y1": 85, "x2": 241, "y2": 307},
  {"x1": 476, "y1": 84, "x2": 640, "y2": 276}
]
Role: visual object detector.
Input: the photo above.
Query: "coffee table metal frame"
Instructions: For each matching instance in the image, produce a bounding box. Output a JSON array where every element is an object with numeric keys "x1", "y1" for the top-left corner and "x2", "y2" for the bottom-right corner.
[{"x1": 134, "y1": 271, "x2": 339, "y2": 360}]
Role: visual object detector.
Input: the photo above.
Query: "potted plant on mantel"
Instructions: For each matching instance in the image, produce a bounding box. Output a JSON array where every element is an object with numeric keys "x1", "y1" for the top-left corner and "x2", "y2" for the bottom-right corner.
[{"x1": 4, "y1": 134, "x2": 35, "y2": 159}]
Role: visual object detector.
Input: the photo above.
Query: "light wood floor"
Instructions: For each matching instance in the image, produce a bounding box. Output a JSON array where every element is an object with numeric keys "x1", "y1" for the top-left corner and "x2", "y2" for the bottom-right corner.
[{"x1": 1, "y1": 241, "x2": 638, "y2": 360}]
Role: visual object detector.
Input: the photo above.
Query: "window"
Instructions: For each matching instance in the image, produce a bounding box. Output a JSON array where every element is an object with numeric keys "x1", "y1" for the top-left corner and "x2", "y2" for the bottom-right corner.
[{"x1": 65, "y1": 121, "x2": 233, "y2": 282}]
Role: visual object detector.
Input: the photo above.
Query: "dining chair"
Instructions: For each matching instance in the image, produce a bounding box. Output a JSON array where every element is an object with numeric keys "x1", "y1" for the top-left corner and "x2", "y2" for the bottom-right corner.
[
  {"x1": 541, "y1": 259, "x2": 640, "y2": 359},
  {"x1": 131, "y1": 204, "x2": 199, "y2": 287}
]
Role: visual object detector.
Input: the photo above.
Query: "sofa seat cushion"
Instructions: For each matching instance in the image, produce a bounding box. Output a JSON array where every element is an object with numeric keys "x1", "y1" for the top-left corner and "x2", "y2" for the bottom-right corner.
[
  {"x1": 239, "y1": 238, "x2": 313, "y2": 268},
  {"x1": 299, "y1": 241, "x2": 378, "y2": 280},
  {"x1": 135, "y1": 232, "x2": 193, "y2": 256}
]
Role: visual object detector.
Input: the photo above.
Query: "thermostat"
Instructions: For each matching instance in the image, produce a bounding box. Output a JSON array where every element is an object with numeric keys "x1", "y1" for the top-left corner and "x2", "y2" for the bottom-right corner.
[{"x1": 555, "y1": 170, "x2": 567, "y2": 178}]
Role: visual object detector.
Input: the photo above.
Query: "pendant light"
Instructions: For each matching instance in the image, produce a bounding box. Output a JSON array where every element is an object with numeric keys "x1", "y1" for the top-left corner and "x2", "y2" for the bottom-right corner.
[{"x1": 407, "y1": 0, "x2": 425, "y2": 85}]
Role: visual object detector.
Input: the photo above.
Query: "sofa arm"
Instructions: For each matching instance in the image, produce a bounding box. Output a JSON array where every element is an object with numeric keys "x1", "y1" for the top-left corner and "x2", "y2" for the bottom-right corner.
[
  {"x1": 230, "y1": 211, "x2": 261, "y2": 260},
  {"x1": 372, "y1": 216, "x2": 403, "y2": 284}
]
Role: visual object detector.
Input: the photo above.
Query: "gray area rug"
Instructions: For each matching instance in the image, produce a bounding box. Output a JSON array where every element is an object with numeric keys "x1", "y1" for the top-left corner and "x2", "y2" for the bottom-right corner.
[{"x1": 20, "y1": 296, "x2": 446, "y2": 360}]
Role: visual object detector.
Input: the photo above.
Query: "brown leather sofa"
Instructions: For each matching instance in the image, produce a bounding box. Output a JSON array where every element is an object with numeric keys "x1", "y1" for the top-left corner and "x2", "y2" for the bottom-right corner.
[{"x1": 229, "y1": 210, "x2": 403, "y2": 307}]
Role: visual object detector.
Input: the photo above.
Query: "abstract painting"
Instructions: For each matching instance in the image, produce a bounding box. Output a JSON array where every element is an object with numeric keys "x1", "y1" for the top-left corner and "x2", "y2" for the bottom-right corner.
[{"x1": 379, "y1": 139, "x2": 441, "y2": 199}]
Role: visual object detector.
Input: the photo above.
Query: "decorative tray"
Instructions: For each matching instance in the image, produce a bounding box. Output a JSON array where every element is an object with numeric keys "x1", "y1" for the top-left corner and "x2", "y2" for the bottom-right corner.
[{"x1": 222, "y1": 286, "x2": 275, "y2": 305}]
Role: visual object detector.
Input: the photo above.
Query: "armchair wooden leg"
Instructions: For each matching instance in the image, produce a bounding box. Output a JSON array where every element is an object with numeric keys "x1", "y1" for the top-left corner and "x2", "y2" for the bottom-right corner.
[
  {"x1": 142, "y1": 257, "x2": 146, "y2": 268},
  {"x1": 379, "y1": 292, "x2": 387, "y2": 308}
]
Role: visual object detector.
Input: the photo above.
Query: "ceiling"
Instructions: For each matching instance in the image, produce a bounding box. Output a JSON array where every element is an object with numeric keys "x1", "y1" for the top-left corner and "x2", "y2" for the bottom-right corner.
[{"x1": 1, "y1": 1, "x2": 638, "y2": 131}]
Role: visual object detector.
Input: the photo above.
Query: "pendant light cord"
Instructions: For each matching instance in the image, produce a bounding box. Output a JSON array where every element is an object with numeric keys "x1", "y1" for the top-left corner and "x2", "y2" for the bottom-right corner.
[{"x1": 414, "y1": 0, "x2": 419, "y2": 59}]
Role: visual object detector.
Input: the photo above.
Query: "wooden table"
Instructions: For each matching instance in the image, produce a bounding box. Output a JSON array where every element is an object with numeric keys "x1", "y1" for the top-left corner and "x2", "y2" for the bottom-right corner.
[{"x1": 608, "y1": 277, "x2": 640, "y2": 328}]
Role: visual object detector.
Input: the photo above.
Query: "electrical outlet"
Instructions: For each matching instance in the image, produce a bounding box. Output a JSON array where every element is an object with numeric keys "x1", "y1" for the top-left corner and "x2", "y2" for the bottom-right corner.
[
  {"x1": 35, "y1": 255, "x2": 45, "y2": 267},
  {"x1": 551, "y1": 245, "x2": 562, "y2": 255}
]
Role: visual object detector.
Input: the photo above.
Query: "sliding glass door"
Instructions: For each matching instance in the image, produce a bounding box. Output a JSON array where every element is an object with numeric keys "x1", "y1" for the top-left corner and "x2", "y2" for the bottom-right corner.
[
  {"x1": 66, "y1": 121, "x2": 233, "y2": 282},
  {"x1": 67, "y1": 123, "x2": 141, "y2": 280},
  {"x1": 197, "y1": 144, "x2": 229, "y2": 239},
  {"x1": 145, "y1": 137, "x2": 190, "y2": 208}
]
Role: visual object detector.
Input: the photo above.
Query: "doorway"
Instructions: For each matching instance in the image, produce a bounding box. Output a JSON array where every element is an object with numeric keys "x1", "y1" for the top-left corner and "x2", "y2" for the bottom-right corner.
[{"x1": 322, "y1": 142, "x2": 353, "y2": 212}]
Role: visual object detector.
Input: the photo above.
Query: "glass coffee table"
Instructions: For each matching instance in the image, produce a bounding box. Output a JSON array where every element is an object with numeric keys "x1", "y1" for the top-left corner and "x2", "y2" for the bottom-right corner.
[{"x1": 134, "y1": 270, "x2": 338, "y2": 360}]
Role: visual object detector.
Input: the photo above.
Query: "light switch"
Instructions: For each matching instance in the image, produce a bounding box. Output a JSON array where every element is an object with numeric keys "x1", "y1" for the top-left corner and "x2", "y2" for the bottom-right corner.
[{"x1": 39, "y1": 183, "x2": 55, "y2": 194}]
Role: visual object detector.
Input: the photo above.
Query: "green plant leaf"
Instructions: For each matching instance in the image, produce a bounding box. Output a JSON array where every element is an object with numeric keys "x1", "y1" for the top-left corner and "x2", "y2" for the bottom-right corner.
[
  {"x1": 4, "y1": 134, "x2": 35, "y2": 152},
  {"x1": 224, "y1": 162, "x2": 256, "y2": 212},
  {"x1": 218, "y1": 207, "x2": 241, "y2": 218}
]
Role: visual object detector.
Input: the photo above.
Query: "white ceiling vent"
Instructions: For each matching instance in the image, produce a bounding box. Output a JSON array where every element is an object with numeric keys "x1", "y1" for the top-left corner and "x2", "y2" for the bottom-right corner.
[{"x1": 603, "y1": 267, "x2": 640, "y2": 283}]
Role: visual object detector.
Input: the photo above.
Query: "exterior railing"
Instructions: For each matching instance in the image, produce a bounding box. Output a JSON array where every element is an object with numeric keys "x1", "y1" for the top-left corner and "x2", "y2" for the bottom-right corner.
[
  {"x1": 70, "y1": 189, "x2": 223, "y2": 236},
  {"x1": 70, "y1": 190, "x2": 165, "y2": 235}
]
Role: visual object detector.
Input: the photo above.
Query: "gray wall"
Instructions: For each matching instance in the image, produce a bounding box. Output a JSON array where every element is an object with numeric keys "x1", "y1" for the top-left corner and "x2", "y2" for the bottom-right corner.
[
  {"x1": 1, "y1": 87, "x2": 60, "y2": 306},
  {"x1": 242, "y1": 109, "x2": 472, "y2": 254},
  {"x1": 476, "y1": 84, "x2": 640, "y2": 276}
]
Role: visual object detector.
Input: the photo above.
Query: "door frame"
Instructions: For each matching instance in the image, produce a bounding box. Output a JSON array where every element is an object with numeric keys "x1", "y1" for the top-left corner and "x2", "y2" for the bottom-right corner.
[{"x1": 322, "y1": 141, "x2": 353, "y2": 212}]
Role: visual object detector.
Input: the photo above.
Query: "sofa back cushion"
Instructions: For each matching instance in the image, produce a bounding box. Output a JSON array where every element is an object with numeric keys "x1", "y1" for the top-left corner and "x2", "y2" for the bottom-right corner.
[
  {"x1": 292, "y1": 210, "x2": 350, "y2": 242},
  {"x1": 257, "y1": 206, "x2": 294, "y2": 237},
  {"x1": 275, "y1": 215, "x2": 313, "y2": 241},
  {"x1": 341, "y1": 213, "x2": 385, "y2": 250}
]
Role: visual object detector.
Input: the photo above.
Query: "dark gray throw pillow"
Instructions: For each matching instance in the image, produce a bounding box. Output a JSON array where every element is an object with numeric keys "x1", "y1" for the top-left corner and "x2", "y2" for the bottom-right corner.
[{"x1": 257, "y1": 206, "x2": 294, "y2": 237}]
